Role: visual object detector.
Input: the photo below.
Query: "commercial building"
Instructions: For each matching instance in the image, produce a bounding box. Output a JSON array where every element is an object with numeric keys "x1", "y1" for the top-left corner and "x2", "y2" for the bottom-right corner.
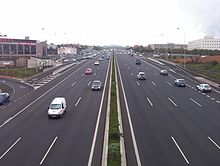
[
  {"x1": 148, "y1": 43, "x2": 188, "y2": 50},
  {"x1": 188, "y1": 35, "x2": 220, "y2": 50},
  {"x1": 0, "y1": 37, "x2": 47, "y2": 67}
]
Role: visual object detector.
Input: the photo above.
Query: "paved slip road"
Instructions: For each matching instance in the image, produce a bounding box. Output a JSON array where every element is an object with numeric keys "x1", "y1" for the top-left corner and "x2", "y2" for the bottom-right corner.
[
  {"x1": 0, "y1": 54, "x2": 111, "y2": 166},
  {"x1": 116, "y1": 52, "x2": 220, "y2": 166}
]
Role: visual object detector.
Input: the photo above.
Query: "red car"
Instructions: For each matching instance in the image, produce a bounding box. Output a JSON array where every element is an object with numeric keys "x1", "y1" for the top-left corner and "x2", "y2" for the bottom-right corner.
[{"x1": 85, "y1": 68, "x2": 92, "y2": 74}]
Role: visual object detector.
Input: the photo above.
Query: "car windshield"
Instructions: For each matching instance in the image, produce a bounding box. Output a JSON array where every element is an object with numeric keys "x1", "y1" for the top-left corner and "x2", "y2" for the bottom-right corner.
[
  {"x1": 50, "y1": 104, "x2": 62, "y2": 109},
  {"x1": 93, "y1": 82, "x2": 100, "y2": 86},
  {"x1": 179, "y1": 80, "x2": 185, "y2": 83},
  {"x1": 204, "y1": 85, "x2": 210, "y2": 88}
]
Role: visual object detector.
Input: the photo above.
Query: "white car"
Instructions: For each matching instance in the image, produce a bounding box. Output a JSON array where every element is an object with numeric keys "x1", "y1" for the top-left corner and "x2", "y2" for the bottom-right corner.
[
  {"x1": 48, "y1": 97, "x2": 67, "y2": 119},
  {"x1": 196, "y1": 84, "x2": 212, "y2": 92},
  {"x1": 160, "y1": 70, "x2": 168, "y2": 76},
  {"x1": 94, "y1": 61, "x2": 99, "y2": 65},
  {"x1": 137, "y1": 72, "x2": 146, "y2": 80}
]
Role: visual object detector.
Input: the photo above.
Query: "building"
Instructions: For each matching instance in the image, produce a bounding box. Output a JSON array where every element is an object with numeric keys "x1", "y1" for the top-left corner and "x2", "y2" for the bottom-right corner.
[
  {"x1": 188, "y1": 35, "x2": 220, "y2": 50},
  {"x1": 0, "y1": 37, "x2": 47, "y2": 67},
  {"x1": 148, "y1": 43, "x2": 188, "y2": 50}
]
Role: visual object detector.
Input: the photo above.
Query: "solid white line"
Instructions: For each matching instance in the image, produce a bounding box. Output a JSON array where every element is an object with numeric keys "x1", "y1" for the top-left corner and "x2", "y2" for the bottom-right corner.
[
  {"x1": 208, "y1": 137, "x2": 220, "y2": 150},
  {"x1": 136, "y1": 81, "x2": 140, "y2": 86},
  {"x1": 166, "y1": 82, "x2": 172, "y2": 86},
  {"x1": 88, "y1": 57, "x2": 111, "y2": 166},
  {"x1": 88, "y1": 81, "x2": 91, "y2": 86},
  {"x1": 0, "y1": 60, "x2": 92, "y2": 128},
  {"x1": 190, "y1": 98, "x2": 202, "y2": 107},
  {"x1": 116, "y1": 56, "x2": 142, "y2": 166},
  {"x1": 0, "y1": 137, "x2": 21, "y2": 160},
  {"x1": 131, "y1": 73, "x2": 134, "y2": 77},
  {"x1": 115, "y1": 59, "x2": 127, "y2": 165},
  {"x1": 147, "y1": 97, "x2": 153, "y2": 107},
  {"x1": 168, "y1": 98, "x2": 177, "y2": 107},
  {"x1": 171, "y1": 136, "x2": 189, "y2": 164},
  {"x1": 75, "y1": 97, "x2": 82, "y2": 107},
  {"x1": 101, "y1": 59, "x2": 112, "y2": 166},
  {"x1": 40, "y1": 137, "x2": 58, "y2": 165},
  {"x1": 152, "y1": 81, "x2": 156, "y2": 86},
  {"x1": 71, "y1": 82, "x2": 76, "y2": 87}
]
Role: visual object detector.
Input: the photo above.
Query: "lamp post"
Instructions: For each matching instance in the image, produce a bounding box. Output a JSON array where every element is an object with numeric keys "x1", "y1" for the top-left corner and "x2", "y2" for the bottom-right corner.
[{"x1": 177, "y1": 28, "x2": 186, "y2": 68}]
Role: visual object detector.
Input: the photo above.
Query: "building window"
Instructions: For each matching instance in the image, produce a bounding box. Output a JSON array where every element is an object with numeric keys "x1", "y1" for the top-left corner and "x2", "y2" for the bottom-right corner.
[
  {"x1": 31, "y1": 45, "x2": 36, "y2": 54},
  {"x1": 24, "y1": 45, "x2": 30, "y2": 54},
  {"x1": 0, "y1": 44, "x2": 2, "y2": 54},
  {"x1": 18, "y1": 45, "x2": 24, "y2": 54},
  {"x1": 3, "y1": 44, "x2": 10, "y2": 54},
  {"x1": 11, "y1": 44, "x2": 17, "y2": 54}
]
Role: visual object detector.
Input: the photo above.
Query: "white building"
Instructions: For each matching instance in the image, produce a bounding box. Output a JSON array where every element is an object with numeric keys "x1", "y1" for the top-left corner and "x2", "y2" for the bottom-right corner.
[{"x1": 188, "y1": 35, "x2": 220, "y2": 50}]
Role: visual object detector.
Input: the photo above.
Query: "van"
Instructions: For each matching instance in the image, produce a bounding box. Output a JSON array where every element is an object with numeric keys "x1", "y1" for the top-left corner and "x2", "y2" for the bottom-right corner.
[{"x1": 48, "y1": 97, "x2": 66, "y2": 119}]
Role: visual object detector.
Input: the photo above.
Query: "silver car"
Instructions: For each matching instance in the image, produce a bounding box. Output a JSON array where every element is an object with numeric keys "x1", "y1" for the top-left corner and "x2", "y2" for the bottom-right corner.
[{"x1": 91, "y1": 80, "x2": 102, "y2": 90}]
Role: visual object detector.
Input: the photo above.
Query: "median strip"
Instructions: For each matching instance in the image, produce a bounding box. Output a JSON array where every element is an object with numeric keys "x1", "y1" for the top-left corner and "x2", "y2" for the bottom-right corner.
[{"x1": 107, "y1": 54, "x2": 121, "y2": 165}]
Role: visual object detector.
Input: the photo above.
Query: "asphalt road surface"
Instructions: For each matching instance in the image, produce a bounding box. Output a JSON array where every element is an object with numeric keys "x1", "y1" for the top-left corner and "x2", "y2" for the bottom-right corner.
[
  {"x1": 116, "y1": 52, "x2": 220, "y2": 166},
  {"x1": 0, "y1": 54, "x2": 111, "y2": 166}
]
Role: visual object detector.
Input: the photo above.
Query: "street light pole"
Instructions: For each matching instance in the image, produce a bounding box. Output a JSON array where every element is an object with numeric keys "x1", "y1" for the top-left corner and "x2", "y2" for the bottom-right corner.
[{"x1": 177, "y1": 28, "x2": 186, "y2": 68}]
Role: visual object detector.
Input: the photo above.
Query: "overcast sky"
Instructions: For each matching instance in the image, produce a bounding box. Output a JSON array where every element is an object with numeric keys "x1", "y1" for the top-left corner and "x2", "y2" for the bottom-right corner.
[{"x1": 0, "y1": 0, "x2": 219, "y2": 46}]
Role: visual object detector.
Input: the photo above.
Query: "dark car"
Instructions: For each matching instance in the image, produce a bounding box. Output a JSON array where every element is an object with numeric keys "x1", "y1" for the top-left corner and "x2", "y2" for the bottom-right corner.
[
  {"x1": 174, "y1": 79, "x2": 186, "y2": 87},
  {"x1": 0, "y1": 93, "x2": 10, "y2": 105},
  {"x1": 91, "y1": 80, "x2": 102, "y2": 90},
  {"x1": 135, "y1": 59, "x2": 141, "y2": 65}
]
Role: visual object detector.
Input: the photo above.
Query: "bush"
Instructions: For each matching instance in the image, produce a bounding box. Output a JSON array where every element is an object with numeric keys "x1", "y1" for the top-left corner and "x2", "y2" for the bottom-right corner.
[
  {"x1": 108, "y1": 143, "x2": 121, "y2": 160},
  {"x1": 211, "y1": 60, "x2": 218, "y2": 66}
]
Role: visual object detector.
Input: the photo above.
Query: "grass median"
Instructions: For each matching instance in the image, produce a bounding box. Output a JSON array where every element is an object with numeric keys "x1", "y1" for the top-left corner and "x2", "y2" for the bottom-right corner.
[{"x1": 107, "y1": 56, "x2": 121, "y2": 166}]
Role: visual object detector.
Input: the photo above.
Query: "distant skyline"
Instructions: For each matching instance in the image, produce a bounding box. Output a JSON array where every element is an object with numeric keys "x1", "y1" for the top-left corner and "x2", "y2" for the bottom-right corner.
[{"x1": 1, "y1": 0, "x2": 220, "y2": 46}]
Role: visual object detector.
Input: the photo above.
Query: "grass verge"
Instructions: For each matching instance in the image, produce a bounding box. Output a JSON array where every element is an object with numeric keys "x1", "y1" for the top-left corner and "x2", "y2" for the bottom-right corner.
[
  {"x1": 107, "y1": 55, "x2": 121, "y2": 166},
  {"x1": 0, "y1": 68, "x2": 40, "y2": 79}
]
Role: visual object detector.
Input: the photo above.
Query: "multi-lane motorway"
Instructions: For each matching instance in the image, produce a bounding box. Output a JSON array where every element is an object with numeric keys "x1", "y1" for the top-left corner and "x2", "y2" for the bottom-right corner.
[
  {"x1": 0, "y1": 50, "x2": 220, "y2": 166},
  {"x1": 116, "y1": 52, "x2": 220, "y2": 166}
]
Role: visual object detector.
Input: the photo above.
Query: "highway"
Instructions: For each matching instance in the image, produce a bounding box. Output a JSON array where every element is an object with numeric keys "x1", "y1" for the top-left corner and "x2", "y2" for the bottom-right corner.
[
  {"x1": 0, "y1": 53, "x2": 110, "y2": 166},
  {"x1": 116, "y1": 52, "x2": 220, "y2": 166}
]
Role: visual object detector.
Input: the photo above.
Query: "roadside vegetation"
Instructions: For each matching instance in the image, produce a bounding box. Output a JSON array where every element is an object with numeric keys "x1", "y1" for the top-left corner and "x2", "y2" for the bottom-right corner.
[
  {"x1": 0, "y1": 68, "x2": 40, "y2": 79},
  {"x1": 108, "y1": 54, "x2": 121, "y2": 166},
  {"x1": 187, "y1": 61, "x2": 220, "y2": 82}
]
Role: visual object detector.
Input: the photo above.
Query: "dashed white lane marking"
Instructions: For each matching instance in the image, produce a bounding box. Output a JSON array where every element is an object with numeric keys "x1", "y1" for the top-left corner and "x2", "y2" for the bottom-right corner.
[
  {"x1": 147, "y1": 97, "x2": 153, "y2": 107},
  {"x1": 88, "y1": 81, "x2": 91, "y2": 86},
  {"x1": 168, "y1": 98, "x2": 178, "y2": 107},
  {"x1": 40, "y1": 137, "x2": 58, "y2": 165},
  {"x1": 136, "y1": 81, "x2": 140, "y2": 86},
  {"x1": 71, "y1": 82, "x2": 76, "y2": 87},
  {"x1": 75, "y1": 97, "x2": 82, "y2": 107},
  {"x1": 211, "y1": 98, "x2": 215, "y2": 100},
  {"x1": 208, "y1": 137, "x2": 220, "y2": 150},
  {"x1": 190, "y1": 98, "x2": 202, "y2": 107},
  {"x1": 152, "y1": 81, "x2": 156, "y2": 86},
  {"x1": 0, "y1": 137, "x2": 21, "y2": 160},
  {"x1": 166, "y1": 82, "x2": 172, "y2": 86},
  {"x1": 171, "y1": 137, "x2": 189, "y2": 164},
  {"x1": 131, "y1": 73, "x2": 134, "y2": 77},
  {"x1": 94, "y1": 73, "x2": 96, "y2": 76},
  {"x1": 216, "y1": 101, "x2": 220, "y2": 104}
]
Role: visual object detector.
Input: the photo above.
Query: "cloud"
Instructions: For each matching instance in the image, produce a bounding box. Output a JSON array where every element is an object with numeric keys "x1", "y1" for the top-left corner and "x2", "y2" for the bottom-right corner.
[{"x1": 175, "y1": 0, "x2": 220, "y2": 37}]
